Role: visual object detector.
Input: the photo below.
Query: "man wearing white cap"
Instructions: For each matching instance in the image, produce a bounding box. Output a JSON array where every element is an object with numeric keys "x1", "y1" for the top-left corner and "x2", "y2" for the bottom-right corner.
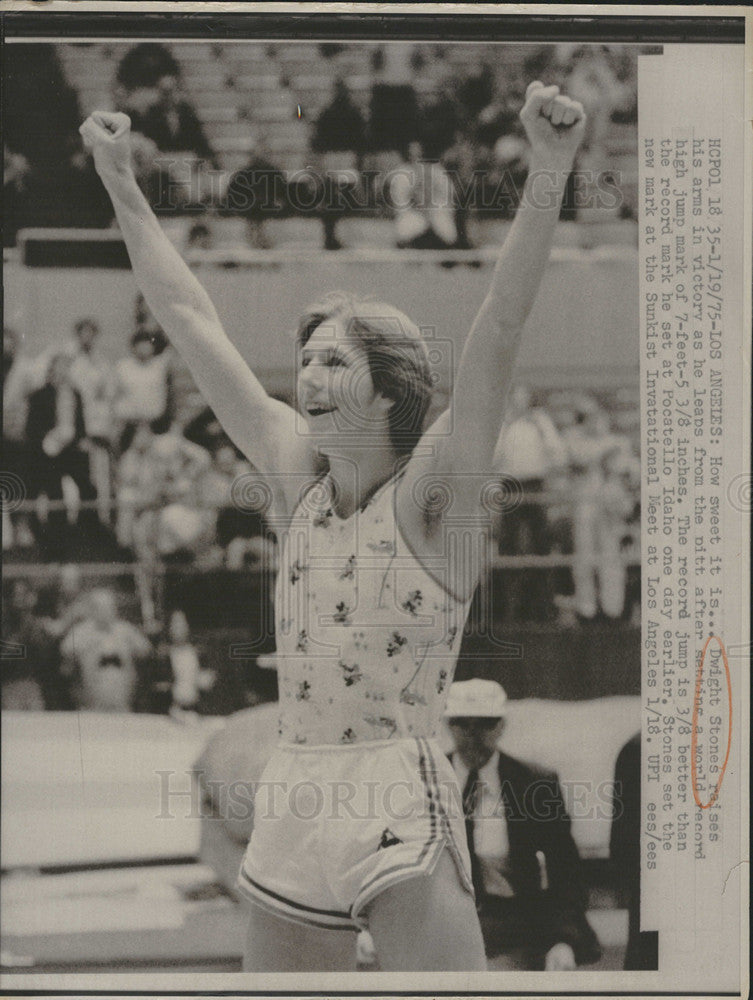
[{"x1": 445, "y1": 679, "x2": 600, "y2": 971}]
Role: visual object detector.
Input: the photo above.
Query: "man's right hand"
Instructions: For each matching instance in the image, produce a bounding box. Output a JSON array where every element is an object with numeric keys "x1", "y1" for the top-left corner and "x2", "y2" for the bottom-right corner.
[{"x1": 79, "y1": 111, "x2": 134, "y2": 178}]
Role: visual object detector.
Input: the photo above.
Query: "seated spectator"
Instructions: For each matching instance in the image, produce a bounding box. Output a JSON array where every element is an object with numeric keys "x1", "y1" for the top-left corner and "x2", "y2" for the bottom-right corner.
[
  {"x1": 310, "y1": 78, "x2": 366, "y2": 250},
  {"x1": 388, "y1": 140, "x2": 458, "y2": 250},
  {"x1": 492, "y1": 385, "x2": 568, "y2": 622},
  {"x1": 197, "y1": 442, "x2": 277, "y2": 568},
  {"x1": 115, "y1": 43, "x2": 216, "y2": 213},
  {"x1": 67, "y1": 318, "x2": 116, "y2": 523},
  {"x1": 151, "y1": 609, "x2": 215, "y2": 719},
  {"x1": 445, "y1": 680, "x2": 601, "y2": 971},
  {"x1": 222, "y1": 132, "x2": 288, "y2": 250},
  {"x1": 1, "y1": 579, "x2": 59, "y2": 711},
  {"x1": 114, "y1": 43, "x2": 180, "y2": 109},
  {"x1": 114, "y1": 331, "x2": 173, "y2": 444},
  {"x1": 60, "y1": 588, "x2": 152, "y2": 712},
  {"x1": 24, "y1": 353, "x2": 97, "y2": 559}
]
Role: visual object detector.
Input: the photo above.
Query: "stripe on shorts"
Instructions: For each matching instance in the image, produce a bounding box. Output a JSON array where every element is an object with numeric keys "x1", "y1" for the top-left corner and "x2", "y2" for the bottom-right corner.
[
  {"x1": 350, "y1": 737, "x2": 442, "y2": 923},
  {"x1": 237, "y1": 868, "x2": 355, "y2": 931}
]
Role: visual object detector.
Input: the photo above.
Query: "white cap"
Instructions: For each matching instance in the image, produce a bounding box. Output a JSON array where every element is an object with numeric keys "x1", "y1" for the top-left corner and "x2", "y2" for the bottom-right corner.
[{"x1": 444, "y1": 679, "x2": 508, "y2": 719}]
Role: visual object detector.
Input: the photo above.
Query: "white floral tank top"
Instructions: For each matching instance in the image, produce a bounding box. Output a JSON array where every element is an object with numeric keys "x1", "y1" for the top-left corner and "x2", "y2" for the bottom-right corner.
[{"x1": 274, "y1": 472, "x2": 473, "y2": 746}]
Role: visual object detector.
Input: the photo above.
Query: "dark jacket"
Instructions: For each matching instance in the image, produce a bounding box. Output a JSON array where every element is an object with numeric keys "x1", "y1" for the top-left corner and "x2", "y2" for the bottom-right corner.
[{"x1": 449, "y1": 749, "x2": 601, "y2": 965}]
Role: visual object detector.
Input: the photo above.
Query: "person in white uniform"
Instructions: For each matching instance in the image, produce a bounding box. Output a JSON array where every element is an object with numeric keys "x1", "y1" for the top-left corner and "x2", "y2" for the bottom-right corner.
[{"x1": 80, "y1": 79, "x2": 585, "y2": 972}]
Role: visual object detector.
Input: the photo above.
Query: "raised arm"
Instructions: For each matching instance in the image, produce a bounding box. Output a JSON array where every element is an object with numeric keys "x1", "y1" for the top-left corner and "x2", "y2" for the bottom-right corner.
[
  {"x1": 397, "y1": 83, "x2": 585, "y2": 596},
  {"x1": 79, "y1": 112, "x2": 315, "y2": 495},
  {"x1": 434, "y1": 82, "x2": 585, "y2": 471}
]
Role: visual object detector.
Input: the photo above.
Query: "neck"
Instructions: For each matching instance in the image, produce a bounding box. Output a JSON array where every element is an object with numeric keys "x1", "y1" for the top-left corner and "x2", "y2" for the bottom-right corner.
[
  {"x1": 324, "y1": 447, "x2": 401, "y2": 519},
  {"x1": 459, "y1": 747, "x2": 496, "y2": 772}
]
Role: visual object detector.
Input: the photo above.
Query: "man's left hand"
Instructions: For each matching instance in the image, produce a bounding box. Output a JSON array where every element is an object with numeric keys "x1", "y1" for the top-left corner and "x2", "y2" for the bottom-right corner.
[
  {"x1": 519, "y1": 81, "x2": 586, "y2": 174},
  {"x1": 544, "y1": 942, "x2": 577, "y2": 971}
]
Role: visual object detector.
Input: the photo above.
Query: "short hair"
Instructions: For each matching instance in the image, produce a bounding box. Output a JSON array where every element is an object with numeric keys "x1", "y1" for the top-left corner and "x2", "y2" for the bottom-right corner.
[
  {"x1": 74, "y1": 318, "x2": 99, "y2": 338},
  {"x1": 296, "y1": 291, "x2": 433, "y2": 458}
]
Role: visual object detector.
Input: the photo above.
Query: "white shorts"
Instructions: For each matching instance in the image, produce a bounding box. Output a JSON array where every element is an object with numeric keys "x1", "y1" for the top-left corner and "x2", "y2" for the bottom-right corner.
[{"x1": 238, "y1": 736, "x2": 474, "y2": 931}]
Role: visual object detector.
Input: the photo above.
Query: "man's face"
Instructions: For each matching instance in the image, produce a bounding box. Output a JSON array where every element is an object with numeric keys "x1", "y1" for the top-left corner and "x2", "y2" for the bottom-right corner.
[{"x1": 449, "y1": 716, "x2": 505, "y2": 770}]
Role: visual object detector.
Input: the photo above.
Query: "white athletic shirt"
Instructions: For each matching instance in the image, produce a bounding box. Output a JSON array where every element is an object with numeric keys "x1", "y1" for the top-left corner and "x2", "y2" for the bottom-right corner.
[{"x1": 275, "y1": 472, "x2": 474, "y2": 746}]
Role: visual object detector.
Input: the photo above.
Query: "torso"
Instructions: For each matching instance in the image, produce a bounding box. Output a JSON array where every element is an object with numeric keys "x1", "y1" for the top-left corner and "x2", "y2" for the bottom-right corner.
[{"x1": 274, "y1": 472, "x2": 474, "y2": 746}]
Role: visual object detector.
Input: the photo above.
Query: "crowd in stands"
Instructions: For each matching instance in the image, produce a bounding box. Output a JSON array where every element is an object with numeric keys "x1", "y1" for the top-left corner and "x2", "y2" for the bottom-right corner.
[
  {"x1": 3, "y1": 307, "x2": 276, "y2": 570},
  {"x1": 4, "y1": 41, "x2": 640, "y2": 249},
  {"x1": 1, "y1": 565, "x2": 226, "y2": 717}
]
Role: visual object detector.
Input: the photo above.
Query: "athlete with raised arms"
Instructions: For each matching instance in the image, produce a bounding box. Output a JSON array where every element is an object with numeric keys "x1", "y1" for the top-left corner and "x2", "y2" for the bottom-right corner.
[{"x1": 80, "y1": 80, "x2": 585, "y2": 972}]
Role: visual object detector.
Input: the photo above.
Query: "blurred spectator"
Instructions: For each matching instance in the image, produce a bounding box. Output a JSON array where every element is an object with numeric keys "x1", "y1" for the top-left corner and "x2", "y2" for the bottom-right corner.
[
  {"x1": 3, "y1": 327, "x2": 42, "y2": 549},
  {"x1": 36, "y1": 563, "x2": 89, "y2": 643},
  {"x1": 197, "y1": 442, "x2": 276, "y2": 568},
  {"x1": 150, "y1": 424, "x2": 212, "y2": 496},
  {"x1": 114, "y1": 331, "x2": 174, "y2": 444},
  {"x1": 24, "y1": 353, "x2": 97, "y2": 559},
  {"x1": 388, "y1": 140, "x2": 458, "y2": 250},
  {"x1": 61, "y1": 588, "x2": 151, "y2": 712},
  {"x1": 310, "y1": 78, "x2": 366, "y2": 250},
  {"x1": 183, "y1": 404, "x2": 226, "y2": 453},
  {"x1": 368, "y1": 45, "x2": 419, "y2": 164},
  {"x1": 3, "y1": 326, "x2": 39, "y2": 445},
  {"x1": 115, "y1": 422, "x2": 163, "y2": 551},
  {"x1": 116, "y1": 421, "x2": 211, "y2": 560},
  {"x1": 441, "y1": 131, "x2": 477, "y2": 249},
  {"x1": 125, "y1": 63, "x2": 216, "y2": 164},
  {"x1": 222, "y1": 132, "x2": 289, "y2": 249},
  {"x1": 3, "y1": 146, "x2": 32, "y2": 247},
  {"x1": 493, "y1": 386, "x2": 568, "y2": 622},
  {"x1": 155, "y1": 478, "x2": 216, "y2": 565},
  {"x1": 563, "y1": 398, "x2": 633, "y2": 621},
  {"x1": 115, "y1": 44, "x2": 216, "y2": 213},
  {"x1": 151, "y1": 609, "x2": 215, "y2": 719},
  {"x1": 115, "y1": 43, "x2": 180, "y2": 101},
  {"x1": 1, "y1": 579, "x2": 59, "y2": 711},
  {"x1": 120, "y1": 425, "x2": 214, "y2": 564},
  {"x1": 562, "y1": 47, "x2": 630, "y2": 157},
  {"x1": 67, "y1": 319, "x2": 116, "y2": 523},
  {"x1": 419, "y1": 81, "x2": 461, "y2": 163}
]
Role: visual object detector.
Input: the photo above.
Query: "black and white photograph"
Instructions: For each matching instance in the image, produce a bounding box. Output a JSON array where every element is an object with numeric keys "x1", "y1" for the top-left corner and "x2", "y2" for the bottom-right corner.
[{"x1": 1, "y1": 5, "x2": 748, "y2": 994}]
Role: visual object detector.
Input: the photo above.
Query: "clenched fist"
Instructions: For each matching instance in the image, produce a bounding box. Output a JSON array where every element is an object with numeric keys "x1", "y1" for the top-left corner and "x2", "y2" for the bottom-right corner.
[
  {"x1": 79, "y1": 111, "x2": 134, "y2": 178},
  {"x1": 519, "y1": 81, "x2": 586, "y2": 172}
]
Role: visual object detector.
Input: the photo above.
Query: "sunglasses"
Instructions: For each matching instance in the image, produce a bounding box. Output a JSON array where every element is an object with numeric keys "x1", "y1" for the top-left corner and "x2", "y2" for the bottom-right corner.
[{"x1": 448, "y1": 717, "x2": 502, "y2": 730}]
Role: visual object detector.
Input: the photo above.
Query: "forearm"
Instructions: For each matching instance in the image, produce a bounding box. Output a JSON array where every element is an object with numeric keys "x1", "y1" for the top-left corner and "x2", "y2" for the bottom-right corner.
[
  {"x1": 487, "y1": 154, "x2": 569, "y2": 328},
  {"x1": 98, "y1": 166, "x2": 219, "y2": 334}
]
